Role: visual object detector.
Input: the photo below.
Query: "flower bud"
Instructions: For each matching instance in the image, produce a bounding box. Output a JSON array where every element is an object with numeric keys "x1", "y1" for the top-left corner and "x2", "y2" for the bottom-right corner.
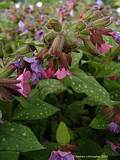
[
  {"x1": 84, "y1": 40, "x2": 100, "y2": 55},
  {"x1": 46, "y1": 18, "x2": 62, "y2": 32},
  {"x1": 92, "y1": 17, "x2": 111, "y2": 28},
  {"x1": 84, "y1": 10, "x2": 101, "y2": 21},
  {"x1": 44, "y1": 31, "x2": 57, "y2": 48},
  {"x1": 50, "y1": 32, "x2": 65, "y2": 57},
  {"x1": 0, "y1": 64, "x2": 16, "y2": 78}
]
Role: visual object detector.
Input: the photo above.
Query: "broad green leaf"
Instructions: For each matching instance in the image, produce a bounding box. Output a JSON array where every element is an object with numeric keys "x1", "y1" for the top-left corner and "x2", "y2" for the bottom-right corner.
[
  {"x1": 25, "y1": 143, "x2": 58, "y2": 160},
  {"x1": 13, "y1": 96, "x2": 59, "y2": 120},
  {"x1": 37, "y1": 79, "x2": 67, "y2": 99},
  {"x1": 0, "y1": 121, "x2": 44, "y2": 152},
  {"x1": 90, "y1": 114, "x2": 108, "y2": 129},
  {"x1": 0, "y1": 151, "x2": 19, "y2": 160},
  {"x1": 97, "y1": 62, "x2": 120, "y2": 78},
  {"x1": 63, "y1": 70, "x2": 111, "y2": 106},
  {"x1": 56, "y1": 121, "x2": 70, "y2": 145},
  {"x1": 77, "y1": 138, "x2": 102, "y2": 156}
]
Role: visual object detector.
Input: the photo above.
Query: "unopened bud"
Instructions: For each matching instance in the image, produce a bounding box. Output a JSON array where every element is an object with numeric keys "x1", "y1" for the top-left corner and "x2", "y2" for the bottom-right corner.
[
  {"x1": 50, "y1": 32, "x2": 65, "y2": 57},
  {"x1": 44, "y1": 31, "x2": 57, "y2": 48},
  {"x1": 84, "y1": 40, "x2": 100, "y2": 55},
  {"x1": 84, "y1": 10, "x2": 101, "y2": 21},
  {"x1": 46, "y1": 19, "x2": 62, "y2": 32},
  {"x1": 92, "y1": 17, "x2": 111, "y2": 28},
  {"x1": 0, "y1": 64, "x2": 16, "y2": 78}
]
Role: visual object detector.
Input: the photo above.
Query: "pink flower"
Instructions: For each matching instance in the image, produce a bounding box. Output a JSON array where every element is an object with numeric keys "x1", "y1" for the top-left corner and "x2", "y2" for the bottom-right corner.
[
  {"x1": 55, "y1": 68, "x2": 71, "y2": 79},
  {"x1": 44, "y1": 68, "x2": 55, "y2": 79},
  {"x1": 16, "y1": 70, "x2": 31, "y2": 97},
  {"x1": 97, "y1": 43, "x2": 112, "y2": 53}
]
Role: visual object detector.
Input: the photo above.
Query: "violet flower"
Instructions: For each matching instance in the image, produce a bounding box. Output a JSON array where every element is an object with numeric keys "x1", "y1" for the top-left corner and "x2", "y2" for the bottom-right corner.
[
  {"x1": 106, "y1": 140, "x2": 118, "y2": 152},
  {"x1": 18, "y1": 21, "x2": 28, "y2": 34},
  {"x1": 96, "y1": 0, "x2": 104, "y2": 9},
  {"x1": 108, "y1": 122, "x2": 119, "y2": 134},
  {"x1": 112, "y1": 32, "x2": 120, "y2": 44},
  {"x1": 35, "y1": 29, "x2": 44, "y2": 41},
  {"x1": 16, "y1": 70, "x2": 31, "y2": 97},
  {"x1": 49, "y1": 150, "x2": 75, "y2": 160},
  {"x1": 23, "y1": 57, "x2": 45, "y2": 84}
]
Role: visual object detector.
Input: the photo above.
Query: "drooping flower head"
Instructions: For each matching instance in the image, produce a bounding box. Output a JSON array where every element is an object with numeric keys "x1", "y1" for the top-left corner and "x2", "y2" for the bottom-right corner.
[
  {"x1": 16, "y1": 70, "x2": 31, "y2": 97},
  {"x1": 90, "y1": 28, "x2": 112, "y2": 54},
  {"x1": 49, "y1": 150, "x2": 75, "y2": 160}
]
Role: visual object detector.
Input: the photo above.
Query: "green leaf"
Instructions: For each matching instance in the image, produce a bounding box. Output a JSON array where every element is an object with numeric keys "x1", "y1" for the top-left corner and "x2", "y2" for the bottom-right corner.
[
  {"x1": 13, "y1": 96, "x2": 59, "y2": 120},
  {"x1": 90, "y1": 113, "x2": 108, "y2": 129},
  {"x1": 0, "y1": 151, "x2": 19, "y2": 160},
  {"x1": 0, "y1": 121, "x2": 44, "y2": 152},
  {"x1": 71, "y1": 51, "x2": 83, "y2": 68},
  {"x1": 63, "y1": 70, "x2": 111, "y2": 106},
  {"x1": 97, "y1": 62, "x2": 120, "y2": 78},
  {"x1": 77, "y1": 138, "x2": 102, "y2": 156},
  {"x1": 56, "y1": 121, "x2": 70, "y2": 145},
  {"x1": 37, "y1": 79, "x2": 67, "y2": 100}
]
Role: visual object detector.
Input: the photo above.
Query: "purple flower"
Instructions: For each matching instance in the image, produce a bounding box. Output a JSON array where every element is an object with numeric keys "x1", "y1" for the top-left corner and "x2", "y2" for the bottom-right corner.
[
  {"x1": 35, "y1": 29, "x2": 44, "y2": 41},
  {"x1": 96, "y1": 0, "x2": 104, "y2": 8},
  {"x1": 23, "y1": 57, "x2": 45, "y2": 84},
  {"x1": 39, "y1": 14, "x2": 46, "y2": 25},
  {"x1": 12, "y1": 61, "x2": 21, "y2": 69},
  {"x1": 108, "y1": 122, "x2": 119, "y2": 134},
  {"x1": 49, "y1": 150, "x2": 75, "y2": 160},
  {"x1": 18, "y1": 21, "x2": 28, "y2": 34},
  {"x1": 112, "y1": 32, "x2": 120, "y2": 44}
]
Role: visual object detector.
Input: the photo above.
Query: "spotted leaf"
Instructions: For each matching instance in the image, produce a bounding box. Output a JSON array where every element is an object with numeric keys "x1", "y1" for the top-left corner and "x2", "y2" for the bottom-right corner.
[
  {"x1": 63, "y1": 70, "x2": 111, "y2": 106},
  {"x1": 13, "y1": 96, "x2": 59, "y2": 120},
  {"x1": 0, "y1": 121, "x2": 44, "y2": 152}
]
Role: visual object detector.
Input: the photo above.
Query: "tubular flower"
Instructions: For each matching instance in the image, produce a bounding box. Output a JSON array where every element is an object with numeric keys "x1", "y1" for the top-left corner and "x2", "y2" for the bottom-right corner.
[
  {"x1": 90, "y1": 28, "x2": 112, "y2": 54},
  {"x1": 16, "y1": 70, "x2": 31, "y2": 97},
  {"x1": 97, "y1": 43, "x2": 112, "y2": 53},
  {"x1": 55, "y1": 68, "x2": 71, "y2": 80}
]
